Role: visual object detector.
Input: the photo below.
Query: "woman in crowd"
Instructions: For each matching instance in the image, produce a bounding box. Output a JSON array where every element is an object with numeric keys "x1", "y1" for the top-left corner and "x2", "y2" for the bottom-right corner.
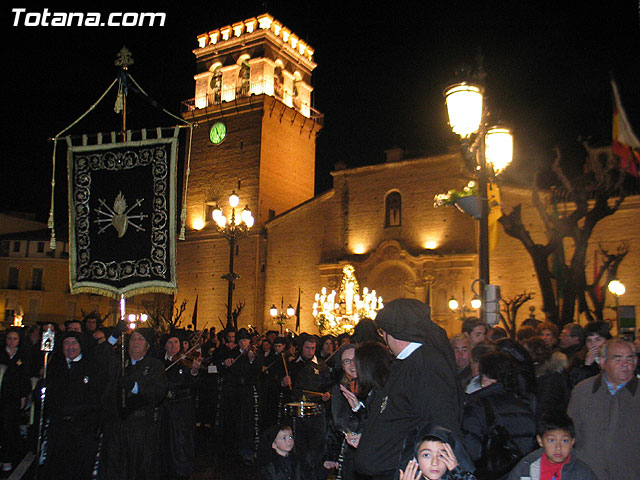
[
  {"x1": 324, "y1": 344, "x2": 362, "y2": 479},
  {"x1": 522, "y1": 336, "x2": 570, "y2": 419},
  {"x1": 0, "y1": 328, "x2": 31, "y2": 473},
  {"x1": 462, "y1": 351, "x2": 537, "y2": 475},
  {"x1": 567, "y1": 321, "x2": 610, "y2": 389}
]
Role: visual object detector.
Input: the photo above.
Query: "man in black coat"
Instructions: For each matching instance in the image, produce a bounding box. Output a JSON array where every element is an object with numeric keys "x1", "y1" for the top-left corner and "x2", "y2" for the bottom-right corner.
[
  {"x1": 282, "y1": 334, "x2": 332, "y2": 480},
  {"x1": 44, "y1": 331, "x2": 105, "y2": 480},
  {"x1": 100, "y1": 326, "x2": 168, "y2": 480},
  {"x1": 217, "y1": 328, "x2": 262, "y2": 463},
  {"x1": 159, "y1": 330, "x2": 200, "y2": 480},
  {"x1": 354, "y1": 298, "x2": 464, "y2": 480}
]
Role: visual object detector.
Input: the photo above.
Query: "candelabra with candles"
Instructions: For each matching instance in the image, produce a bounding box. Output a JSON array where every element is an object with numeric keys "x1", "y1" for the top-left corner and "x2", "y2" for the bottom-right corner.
[{"x1": 312, "y1": 264, "x2": 383, "y2": 336}]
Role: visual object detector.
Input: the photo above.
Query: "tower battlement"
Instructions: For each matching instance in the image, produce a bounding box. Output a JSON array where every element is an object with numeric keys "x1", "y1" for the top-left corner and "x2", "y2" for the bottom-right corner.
[{"x1": 186, "y1": 14, "x2": 318, "y2": 118}]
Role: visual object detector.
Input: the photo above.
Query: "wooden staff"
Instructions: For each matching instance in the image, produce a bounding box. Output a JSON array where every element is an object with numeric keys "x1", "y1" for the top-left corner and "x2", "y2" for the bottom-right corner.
[
  {"x1": 282, "y1": 354, "x2": 292, "y2": 390},
  {"x1": 301, "y1": 390, "x2": 326, "y2": 397}
]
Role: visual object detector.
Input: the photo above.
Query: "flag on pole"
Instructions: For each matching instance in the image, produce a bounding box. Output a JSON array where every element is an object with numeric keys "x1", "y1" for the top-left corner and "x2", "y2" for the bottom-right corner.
[
  {"x1": 295, "y1": 287, "x2": 301, "y2": 333},
  {"x1": 67, "y1": 133, "x2": 179, "y2": 298},
  {"x1": 191, "y1": 294, "x2": 198, "y2": 330},
  {"x1": 611, "y1": 78, "x2": 640, "y2": 177}
]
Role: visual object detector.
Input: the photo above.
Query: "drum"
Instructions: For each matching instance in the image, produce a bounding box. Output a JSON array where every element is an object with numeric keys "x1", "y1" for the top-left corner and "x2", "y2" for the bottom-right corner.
[{"x1": 284, "y1": 401, "x2": 321, "y2": 418}]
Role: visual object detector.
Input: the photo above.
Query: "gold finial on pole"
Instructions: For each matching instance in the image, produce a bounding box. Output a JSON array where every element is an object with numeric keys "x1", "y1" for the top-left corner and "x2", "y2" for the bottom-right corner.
[{"x1": 115, "y1": 46, "x2": 134, "y2": 70}]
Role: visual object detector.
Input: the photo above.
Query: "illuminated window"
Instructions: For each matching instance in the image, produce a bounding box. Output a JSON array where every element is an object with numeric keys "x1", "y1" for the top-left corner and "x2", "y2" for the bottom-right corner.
[{"x1": 385, "y1": 191, "x2": 401, "y2": 227}]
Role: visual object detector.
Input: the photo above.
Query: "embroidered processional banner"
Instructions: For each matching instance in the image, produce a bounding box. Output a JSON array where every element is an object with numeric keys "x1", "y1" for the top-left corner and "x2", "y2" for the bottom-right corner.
[{"x1": 67, "y1": 132, "x2": 178, "y2": 298}]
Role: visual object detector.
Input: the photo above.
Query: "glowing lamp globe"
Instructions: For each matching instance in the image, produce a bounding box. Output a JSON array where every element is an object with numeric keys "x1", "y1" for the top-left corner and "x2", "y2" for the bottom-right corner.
[
  {"x1": 485, "y1": 127, "x2": 513, "y2": 174},
  {"x1": 241, "y1": 206, "x2": 254, "y2": 228},
  {"x1": 471, "y1": 296, "x2": 482, "y2": 310},
  {"x1": 608, "y1": 280, "x2": 625, "y2": 296},
  {"x1": 445, "y1": 83, "x2": 483, "y2": 138},
  {"x1": 448, "y1": 297, "x2": 459, "y2": 311},
  {"x1": 229, "y1": 192, "x2": 240, "y2": 208}
]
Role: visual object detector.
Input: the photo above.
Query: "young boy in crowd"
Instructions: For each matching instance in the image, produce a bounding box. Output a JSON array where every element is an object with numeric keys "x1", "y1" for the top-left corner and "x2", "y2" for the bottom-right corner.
[
  {"x1": 257, "y1": 424, "x2": 300, "y2": 480},
  {"x1": 508, "y1": 410, "x2": 597, "y2": 480},
  {"x1": 399, "y1": 425, "x2": 476, "y2": 480}
]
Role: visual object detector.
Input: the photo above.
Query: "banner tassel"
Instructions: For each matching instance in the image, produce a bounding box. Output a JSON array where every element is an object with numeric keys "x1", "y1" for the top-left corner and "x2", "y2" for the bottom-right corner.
[{"x1": 179, "y1": 124, "x2": 194, "y2": 240}]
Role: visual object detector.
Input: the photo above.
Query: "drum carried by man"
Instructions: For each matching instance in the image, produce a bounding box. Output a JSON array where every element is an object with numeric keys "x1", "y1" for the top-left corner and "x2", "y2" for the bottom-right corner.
[{"x1": 281, "y1": 334, "x2": 332, "y2": 480}]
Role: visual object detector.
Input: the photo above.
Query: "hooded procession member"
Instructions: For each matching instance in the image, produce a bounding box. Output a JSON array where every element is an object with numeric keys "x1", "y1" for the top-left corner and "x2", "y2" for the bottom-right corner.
[{"x1": 354, "y1": 298, "x2": 463, "y2": 480}]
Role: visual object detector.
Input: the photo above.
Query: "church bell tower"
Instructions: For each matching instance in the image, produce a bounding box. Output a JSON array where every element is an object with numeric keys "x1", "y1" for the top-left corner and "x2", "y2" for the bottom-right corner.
[{"x1": 177, "y1": 14, "x2": 322, "y2": 329}]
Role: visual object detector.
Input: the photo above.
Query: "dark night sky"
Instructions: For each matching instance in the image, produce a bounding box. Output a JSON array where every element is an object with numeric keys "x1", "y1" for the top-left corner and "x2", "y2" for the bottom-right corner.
[{"x1": 4, "y1": 1, "x2": 639, "y2": 225}]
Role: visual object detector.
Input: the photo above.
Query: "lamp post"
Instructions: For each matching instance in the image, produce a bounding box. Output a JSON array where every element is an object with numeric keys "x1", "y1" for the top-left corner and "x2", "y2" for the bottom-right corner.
[
  {"x1": 211, "y1": 191, "x2": 255, "y2": 330},
  {"x1": 608, "y1": 279, "x2": 625, "y2": 333},
  {"x1": 270, "y1": 298, "x2": 296, "y2": 334},
  {"x1": 448, "y1": 288, "x2": 481, "y2": 320},
  {"x1": 444, "y1": 80, "x2": 513, "y2": 322}
]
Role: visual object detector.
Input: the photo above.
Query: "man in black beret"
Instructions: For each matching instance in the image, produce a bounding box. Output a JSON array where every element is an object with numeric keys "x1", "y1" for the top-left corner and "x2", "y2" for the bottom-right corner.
[
  {"x1": 217, "y1": 327, "x2": 262, "y2": 463},
  {"x1": 158, "y1": 330, "x2": 200, "y2": 480},
  {"x1": 43, "y1": 331, "x2": 106, "y2": 479},
  {"x1": 354, "y1": 298, "x2": 463, "y2": 480},
  {"x1": 100, "y1": 325, "x2": 168, "y2": 480}
]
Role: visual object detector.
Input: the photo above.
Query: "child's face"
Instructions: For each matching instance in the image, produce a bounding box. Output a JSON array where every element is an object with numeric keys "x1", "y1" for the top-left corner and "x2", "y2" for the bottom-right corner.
[
  {"x1": 416, "y1": 440, "x2": 447, "y2": 480},
  {"x1": 272, "y1": 428, "x2": 294, "y2": 456},
  {"x1": 537, "y1": 429, "x2": 575, "y2": 464}
]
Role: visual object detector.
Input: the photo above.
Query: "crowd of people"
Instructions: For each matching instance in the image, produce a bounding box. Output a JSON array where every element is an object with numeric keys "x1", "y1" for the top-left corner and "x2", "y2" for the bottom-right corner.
[{"x1": 0, "y1": 301, "x2": 639, "y2": 480}]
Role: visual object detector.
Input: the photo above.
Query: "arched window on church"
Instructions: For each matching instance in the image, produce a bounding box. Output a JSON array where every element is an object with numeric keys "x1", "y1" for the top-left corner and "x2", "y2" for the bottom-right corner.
[{"x1": 385, "y1": 191, "x2": 401, "y2": 227}]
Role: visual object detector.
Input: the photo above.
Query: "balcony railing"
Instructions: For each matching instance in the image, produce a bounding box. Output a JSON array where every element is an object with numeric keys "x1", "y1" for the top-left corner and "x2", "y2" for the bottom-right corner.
[{"x1": 181, "y1": 80, "x2": 323, "y2": 125}]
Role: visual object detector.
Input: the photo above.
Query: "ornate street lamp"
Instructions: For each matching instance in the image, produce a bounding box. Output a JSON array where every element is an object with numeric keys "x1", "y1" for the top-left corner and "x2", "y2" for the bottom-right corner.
[
  {"x1": 448, "y1": 288, "x2": 481, "y2": 320},
  {"x1": 270, "y1": 298, "x2": 296, "y2": 333},
  {"x1": 211, "y1": 191, "x2": 254, "y2": 329},
  {"x1": 444, "y1": 79, "x2": 513, "y2": 324}
]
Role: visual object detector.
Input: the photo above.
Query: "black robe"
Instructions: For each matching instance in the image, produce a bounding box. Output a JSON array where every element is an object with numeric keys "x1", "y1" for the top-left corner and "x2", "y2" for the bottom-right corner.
[
  {"x1": 100, "y1": 354, "x2": 168, "y2": 480},
  {"x1": 0, "y1": 347, "x2": 31, "y2": 466},
  {"x1": 217, "y1": 347, "x2": 262, "y2": 460},
  {"x1": 159, "y1": 355, "x2": 197, "y2": 479},
  {"x1": 44, "y1": 354, "x2": 105, "y2": 480},
  {"x1": 354, "y1": 343, "x2": 463, "y2": 480},
  {"x1": 286, "y1": 356, "x2": 332, "y2": 480}
]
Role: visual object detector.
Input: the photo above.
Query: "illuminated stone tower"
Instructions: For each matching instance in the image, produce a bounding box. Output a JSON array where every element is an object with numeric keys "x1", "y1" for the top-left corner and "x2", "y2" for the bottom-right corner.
[{"x1": 177, "y1": 14, "x2": 322, "y2": 328}]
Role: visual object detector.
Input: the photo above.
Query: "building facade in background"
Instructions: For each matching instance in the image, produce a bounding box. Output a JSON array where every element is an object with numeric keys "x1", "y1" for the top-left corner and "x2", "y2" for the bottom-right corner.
[{"x1": 2, "y1": 15, "x2": 638, "y2": 336}]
